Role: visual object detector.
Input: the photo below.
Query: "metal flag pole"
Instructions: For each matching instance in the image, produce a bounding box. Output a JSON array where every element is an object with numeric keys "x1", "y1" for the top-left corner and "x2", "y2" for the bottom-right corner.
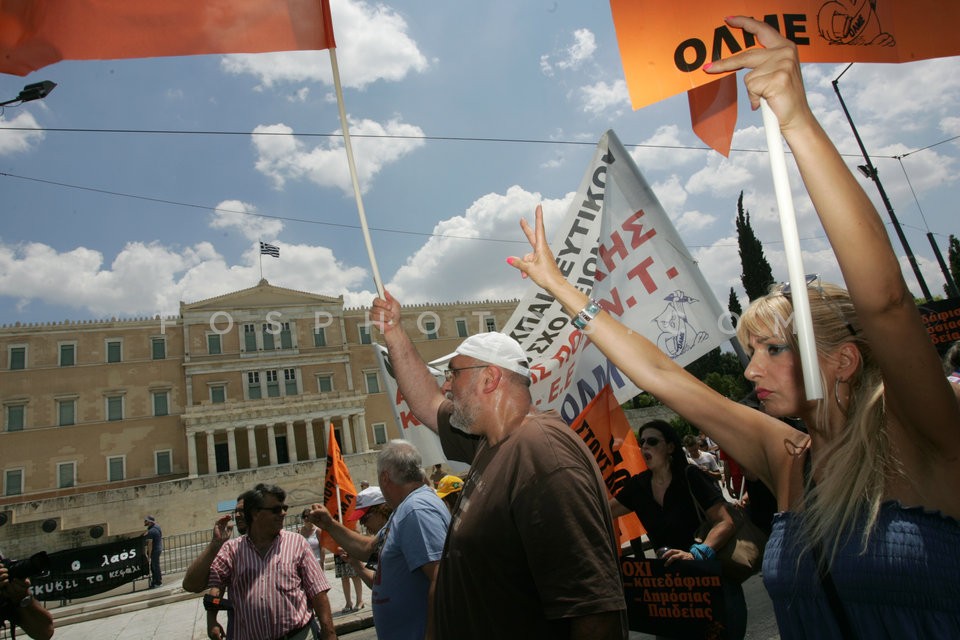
[
  {"x1": 328, "y1": 48, "x2": 385, "y2": 298},
  {"x1": 760, "y1": 99, "x2": 823, "y2": 400}
]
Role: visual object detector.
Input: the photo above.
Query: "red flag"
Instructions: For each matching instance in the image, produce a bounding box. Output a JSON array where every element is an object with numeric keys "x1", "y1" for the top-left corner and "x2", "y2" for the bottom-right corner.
[
  {"x1": 0, "y1": 0, "x2": 336, "y2": 76},
  {"x1": 570, "y1": 385, "x2": 646, "y2": 552},
  {"x1": 609, "y1": 0, "x2": 960, "y2": 155},
  {"x1": 320, "y1": 425, "x2": 357, "y2": 553}
]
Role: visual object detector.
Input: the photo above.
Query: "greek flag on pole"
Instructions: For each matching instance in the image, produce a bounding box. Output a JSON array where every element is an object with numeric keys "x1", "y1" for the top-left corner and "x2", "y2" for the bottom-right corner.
[{"x1": 260, "y1": 242, "x2": 280, "y2": 258}]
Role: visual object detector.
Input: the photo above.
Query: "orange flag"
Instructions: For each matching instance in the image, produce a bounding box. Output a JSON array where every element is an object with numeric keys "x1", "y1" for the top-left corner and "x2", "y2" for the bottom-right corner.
[
  {"x1": 0, "y1": 0, "x2": 336, "y2": 76},
  {"x1": 609, "y1": 0, "x2": 960, "y2": 154},
  {"x1": 320, "y1": 425, "x2": 357, "y2": 553},
  {"x1": 569, "y1": 385, "x2": 646, "y2": 552}
]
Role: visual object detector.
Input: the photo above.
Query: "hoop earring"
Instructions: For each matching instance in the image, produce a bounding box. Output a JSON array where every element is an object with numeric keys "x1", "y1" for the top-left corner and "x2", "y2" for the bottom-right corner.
[{"x1": 833, "y1": 378, "x2": 848, "y2": 413}]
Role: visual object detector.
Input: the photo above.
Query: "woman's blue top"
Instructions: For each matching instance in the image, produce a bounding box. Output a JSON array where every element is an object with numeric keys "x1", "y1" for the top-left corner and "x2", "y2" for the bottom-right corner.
[{"x1": 763, "y1": 501, "x2": 960, "y2": 639}]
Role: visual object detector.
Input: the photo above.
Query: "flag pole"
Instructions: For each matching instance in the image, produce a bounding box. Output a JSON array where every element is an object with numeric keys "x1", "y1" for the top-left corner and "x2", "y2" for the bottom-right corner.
[
  {"x1": 760, "y1": 99, "x2": 822, "y2": 400},
  {"x1": 328, "y1": 48, "x2": 385, "y2": 298},
  {"x1": 258, "y1": 242, "x2": 263, "y2": 280}
]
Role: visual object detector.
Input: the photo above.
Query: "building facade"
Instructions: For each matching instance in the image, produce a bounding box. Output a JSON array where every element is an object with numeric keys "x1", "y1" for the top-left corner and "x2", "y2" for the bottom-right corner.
[{"x1": 0, "y1": 280, "x2": 516, "y2": 555}]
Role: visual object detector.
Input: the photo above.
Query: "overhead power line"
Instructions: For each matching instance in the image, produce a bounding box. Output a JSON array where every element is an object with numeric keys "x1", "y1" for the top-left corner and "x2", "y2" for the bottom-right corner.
[{"x1": 3, "y1": 124, "x2": 952, "y2": 159}]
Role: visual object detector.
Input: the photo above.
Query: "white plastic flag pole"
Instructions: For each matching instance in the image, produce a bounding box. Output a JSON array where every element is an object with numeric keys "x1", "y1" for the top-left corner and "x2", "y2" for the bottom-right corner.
[
  {"x1": 760, "y1": 99, "x2": 823, "y2": 400},
  {"x1": 329, "y1": 48, "x2": 385, "y2": 298}
]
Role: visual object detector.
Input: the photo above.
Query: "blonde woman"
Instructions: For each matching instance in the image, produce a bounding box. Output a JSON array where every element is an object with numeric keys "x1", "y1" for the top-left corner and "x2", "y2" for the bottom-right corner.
[{"x1": 509, "y1": 16, "x2": 960, "y2": 638}]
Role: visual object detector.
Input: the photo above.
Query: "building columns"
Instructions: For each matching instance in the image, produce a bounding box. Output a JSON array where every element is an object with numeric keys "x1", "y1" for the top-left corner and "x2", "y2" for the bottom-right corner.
[
  {"x1": 247, "y1": 426, "x2": 258, "y2": 468},
  {"x1": 354, "y1": 413, "x2": 369, "y2": 453},
  {"x1": 267, "y1": 425, "x2": 278, "y2": 466},
  {"x1": 206, "y1": 431, "x2": 216, "y2": 475},
  {"x1": 226, "y1": 428, "x2": 238, "y2": 471},
  {"x1": 187, "y1": 433, "x2": 199, "y2": 477},
  {"x1": 304, "y1": 419, "x2": 317, "y2": 460},
  {"x1": 342, "y1": 415, "x2": 355, "y2": 455},
  {"x1": 285, "y1": 421, "x2": 297, "y2": 463}
]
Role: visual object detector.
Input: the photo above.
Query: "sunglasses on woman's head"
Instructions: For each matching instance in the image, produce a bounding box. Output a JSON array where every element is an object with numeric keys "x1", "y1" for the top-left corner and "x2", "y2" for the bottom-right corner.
[{"x1": 778, "y1": 273, "x2": 857, "y2": 337}]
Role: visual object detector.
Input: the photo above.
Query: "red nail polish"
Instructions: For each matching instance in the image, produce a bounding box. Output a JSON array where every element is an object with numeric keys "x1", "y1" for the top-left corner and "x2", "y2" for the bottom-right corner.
[{"x1": 702, "y1": 62, "x2": 713, "y2": 71}]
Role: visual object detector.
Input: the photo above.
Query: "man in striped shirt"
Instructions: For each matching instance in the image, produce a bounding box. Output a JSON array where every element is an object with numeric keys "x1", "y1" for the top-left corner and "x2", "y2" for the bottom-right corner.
[{"x1": 209, "y1": 483, "x2": 337, "y2": 640}]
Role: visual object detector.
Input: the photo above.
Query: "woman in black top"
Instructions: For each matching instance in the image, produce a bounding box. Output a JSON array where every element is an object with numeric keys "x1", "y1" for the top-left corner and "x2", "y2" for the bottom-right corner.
[{"x1": 611, "y1": 420, "x2": 747, "y2": 639}]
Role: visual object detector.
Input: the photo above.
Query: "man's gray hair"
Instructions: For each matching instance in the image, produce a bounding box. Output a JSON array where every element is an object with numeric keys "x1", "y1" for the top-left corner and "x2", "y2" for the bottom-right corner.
[{"x1": 378, "y1": 440, "x2": 424, "y2": 485}]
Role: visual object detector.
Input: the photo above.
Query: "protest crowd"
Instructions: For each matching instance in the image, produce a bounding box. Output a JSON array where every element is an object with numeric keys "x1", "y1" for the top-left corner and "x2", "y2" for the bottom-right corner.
[{"x1": 5, "y1": 14, "x2": 960, "y2": 640}]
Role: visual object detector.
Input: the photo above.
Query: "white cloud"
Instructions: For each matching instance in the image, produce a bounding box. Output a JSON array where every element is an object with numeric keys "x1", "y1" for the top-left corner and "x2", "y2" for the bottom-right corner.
[
  {"x1": 209, "y1": 200, "x2": 284, "y2": 242},
  {"x1": 541, "y1": 28, "x2": 596, "y2": 76},
  {"x1": 387, "y1": 186, "x2": 573, "y2": 304},
  {"x1": 0, "y1": 240, "x2": 367, "y2": 319},
  {"x1": 579, "y1": 79, "x2": 629, "y2": 115},
  {"x1": 251, "y1": 118, "x2": 425, "y2": 193},
  {"x1": 219, "y1": 0, "x2": 428, "y2": 90},
  {"x1": 0, "y1": 111, "x2": 44, "y2": 155},
  {"x1": 629, "y1": 125, "x2": 702, "y2": 171}
]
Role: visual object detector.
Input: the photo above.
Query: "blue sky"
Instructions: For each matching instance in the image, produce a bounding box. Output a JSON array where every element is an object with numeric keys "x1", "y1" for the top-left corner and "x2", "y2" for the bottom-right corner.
[{"x1": 1, "y1": 0, "x2": 958, "y2": 325}]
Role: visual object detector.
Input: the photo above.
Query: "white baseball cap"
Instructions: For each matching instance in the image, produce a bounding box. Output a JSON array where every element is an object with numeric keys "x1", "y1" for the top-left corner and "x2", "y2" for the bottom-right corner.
[{"x1": 430, "y1": 332, "x2": 530, "y2": 378}]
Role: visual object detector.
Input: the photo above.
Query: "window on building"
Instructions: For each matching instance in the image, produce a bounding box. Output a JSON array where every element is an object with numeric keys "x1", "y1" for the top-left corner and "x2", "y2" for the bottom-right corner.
[
  {"x1": 243, "y1": 323, "x2": 257, "y2": 352},
  {"x1": 9, "y1": 346, "x2": 26, "y2": 370},
  {"x1": 262, "y1": 324, "x2": 276, "y2": 351},
  {"x1": 59, "y1": 343, "x2": 75, "y2": 367},
  {"x1": 155, "y1": 450, "x2": 172, "y2": 475},
  {"x1": 207, "y1": 333, "x2": 222, "y2": 355},
  {"x1": 57, "y1": 398, "x2": 76, "y2": 426},
  {"x1": 107, "y1": 456, "x2": 125, "y2": 482},
  {"x1": 358, "y1": 325, "x2": 372, "y2": 345},
  {"x1": 4, "y1": 469, "x2": 23, "y2": 496},
  {"x1": 106, "y1": 340, "x2": 122, "y2": 363},
  {"x1": 151, "y1": 337, "x2": 166, "y2": 360},
  {"x1": 373, "y1": 423, "x2": 387, "y2": 445},
  {"x1": 247, "y1": 372, "x2": 262, "y2": 400},
  {"x1": 424, "y1": 320, "x2": 438, "y2": 340},
  {"x1": 284, "y1": 368, "x2": 298, "y2": 395},
  {"x1": 5, "y1": 404, "x2": 25, "y2": 432},
  {"x1": 106, "y1": 396, "x2": 123, "y2": 421},
  {"x1": 57, "y1": 462, "x2": 76, "y2": 488},
  {"x1": 485, "y1": 317, "x2": 497, "y2": 332},
  {"x1": 317, "y1": 374, "x2": 334, "y2": 393},
  {"x1": 455, "y1": 319, "x2": 469, "y2": 338},
  {"x1": 280, "y1": 322, "x2": 293, "y2": 349},
  {"x1": 364, "y1": 371, "x2": 381, "y2": 394},
  {"x1": 210, "y1": 385, "x2": 226, "y2": 404},
  {"x1": 153, "y1": 391, "x2": 169, "y2": 417},
  {"x1": 265, "y1": 369, "x2": 280, "y2": 397},
  {"x1": 313, "y1": 327, "x2": 327, "y2": 347}
]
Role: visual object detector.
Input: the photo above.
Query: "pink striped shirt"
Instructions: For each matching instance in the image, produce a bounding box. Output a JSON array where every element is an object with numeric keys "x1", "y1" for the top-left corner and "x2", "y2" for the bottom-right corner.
[{"x1": 209, "y1": 529, "x2": 331, "y2": 640}]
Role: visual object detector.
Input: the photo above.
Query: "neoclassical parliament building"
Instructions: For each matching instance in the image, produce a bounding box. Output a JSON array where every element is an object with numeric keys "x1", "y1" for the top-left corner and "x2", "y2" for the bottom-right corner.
[{"x1": 0, "y1": 280, "x2": 515, "y2": 555}]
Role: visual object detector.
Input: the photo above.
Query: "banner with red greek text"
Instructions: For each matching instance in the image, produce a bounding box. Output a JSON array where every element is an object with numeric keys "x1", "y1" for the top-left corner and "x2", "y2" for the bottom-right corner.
[
  {"x1": 503, "y1": 129, "x2": 727, "y2": 422},
  {"x1": 374, "y1": 343, "x2": 470, "y2": 475}
]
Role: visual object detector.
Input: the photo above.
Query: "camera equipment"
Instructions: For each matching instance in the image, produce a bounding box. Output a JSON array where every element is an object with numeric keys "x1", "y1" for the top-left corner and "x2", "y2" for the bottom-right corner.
[
  {"x1": 203, "y1": 593, "x2": 233, "y2": 612},
  {"x1": 1, "y1": 551, "x2": 50, "y2": 581}
]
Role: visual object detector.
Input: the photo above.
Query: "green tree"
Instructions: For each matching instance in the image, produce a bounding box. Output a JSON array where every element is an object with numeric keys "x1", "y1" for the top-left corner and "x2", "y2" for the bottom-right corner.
[
  {"x1": 946, "y1": 234, "x2": 960, "y2": 299},
  {"x1": 736, "y1": 191, "x2": 775, "y2": 301},
  {"x1": 727, "y1": 287, "x2": 743, "y2": 327}
]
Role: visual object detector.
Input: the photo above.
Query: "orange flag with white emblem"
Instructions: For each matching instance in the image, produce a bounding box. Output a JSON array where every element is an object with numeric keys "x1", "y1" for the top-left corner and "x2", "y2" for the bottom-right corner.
[
  {"x1": 0, "y1": 0, "x2": 336, "y2": 76},
  {"x1": 320, "y1": 424, "x2": 358, "y2": 553}
]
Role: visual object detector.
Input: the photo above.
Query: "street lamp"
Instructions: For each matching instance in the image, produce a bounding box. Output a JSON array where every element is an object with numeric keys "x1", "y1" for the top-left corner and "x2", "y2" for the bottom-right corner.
[
  {"x1": 833, "y1": 65, "x2": 933, "y2": 302},
  {"x1": 0, "y1": 80, "x2": 56, "y2": 107}
]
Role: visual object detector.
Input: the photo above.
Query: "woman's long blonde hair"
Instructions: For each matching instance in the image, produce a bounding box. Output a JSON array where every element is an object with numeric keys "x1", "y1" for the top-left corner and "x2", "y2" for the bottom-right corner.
[{"x1": 737, "y1": 280, "x2": 893, "y2": 567}]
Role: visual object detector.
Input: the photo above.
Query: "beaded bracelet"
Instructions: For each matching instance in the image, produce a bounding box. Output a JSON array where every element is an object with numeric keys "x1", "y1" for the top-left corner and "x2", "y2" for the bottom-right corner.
[{"x1": 571, "y1": 299, "x2": 601, "y2": 330}]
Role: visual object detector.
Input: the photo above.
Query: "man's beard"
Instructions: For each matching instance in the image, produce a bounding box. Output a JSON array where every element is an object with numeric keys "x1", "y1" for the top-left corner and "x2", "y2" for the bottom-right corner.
[{"x1": 449, "y1": 397, "x2": 479, "y2": 435}]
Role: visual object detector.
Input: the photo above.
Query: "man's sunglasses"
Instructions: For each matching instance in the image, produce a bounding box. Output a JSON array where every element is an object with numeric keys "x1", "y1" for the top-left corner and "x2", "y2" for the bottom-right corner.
[{"x1": 256, "y1": 504, "x2": 289, "y2": 515}]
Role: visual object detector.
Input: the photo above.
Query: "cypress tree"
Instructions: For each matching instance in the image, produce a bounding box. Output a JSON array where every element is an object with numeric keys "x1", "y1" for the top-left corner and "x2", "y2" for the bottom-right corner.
[
  {"x1": 727, "y1": 287, "x2": 743, "y2": 327},
  {"x1": 735, "y1": 191, "x2": 775, "y2": 301},
  {"x1": 947, "y1": 234, "x2": 960, "y2": 298}
]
